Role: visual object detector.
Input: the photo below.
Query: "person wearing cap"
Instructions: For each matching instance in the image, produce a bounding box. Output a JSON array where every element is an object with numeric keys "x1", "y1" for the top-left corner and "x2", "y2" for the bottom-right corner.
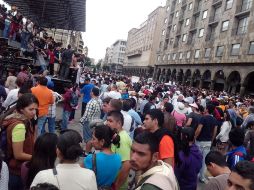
[
  {"x1": 186, "y1": 102, "x2": 202, "y2": 131},
  {"x1": 183, "y1": 97, "x2": 194, "y2": 115}
]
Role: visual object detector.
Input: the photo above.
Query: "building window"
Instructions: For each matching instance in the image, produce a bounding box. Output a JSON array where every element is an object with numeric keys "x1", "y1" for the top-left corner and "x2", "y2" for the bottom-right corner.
[
  {"x1": 231, "y1": 44, "x2": 240, "y2": 55},
  {"x1": 195, "y1": 49, "x2": 200, "y2": 58},
  {"x1": 170, "y1": 38, "x2": 174, "y2": 44},
  {"x1": 163, "y1": 55, "x2": 166, "y2": 60},
  {"x1": 216, "y1": 46, "x2": 224, "y2": 57},
  {"x1": 162, "y1": 30, "x2": 166, "y2": 35},
  {"x1": 237, "y1": 17, "x2": 249, "y2": 35},
  {"x1": 185, "y1": 18, "x2": 190, "y2": 26},
  {"x1": 202, "y1": 10, "x2": 208, "y2": 19},
  {"x1": 164, "y1": 18, "x2": 168, "y2": 24},
  {"x1": 249, "y1": 41, "x2": 254, "y2": 54},
  {"x1": 199, "y1": 28, "x2": 204, "y2": 37},
  {"x1": 166, "y1": 6, "x2": 170, "y2": 12},
  {"x1": 173, "y1": 25, "x2": 177, "y2": 31},
  {"x1": 178, "y1": 0, "x2": 182, "y2": 3},
  {"x1": 225, "y1": 0, "x2": 233, "y2": 10},
  {"x1": 182, "y1": 34, "x2": 187, "y2": 42},
  {"x1": 168, "y1": 54, "x2": 171, "y2": 60},
  {"x1": 179, "y1": 52, "x2": 183, "y2": 59},
  {"x1": 173, "y1": 53, "x2": 177, "y2": 60},
  {"x1": 222, "y1": 20, "x2": 229, "y2": 31},
  {"x1": 204, "y1": 48, "x2": 211, "y2": 58},
  {"x1": 157, "y1": 55, "x2": 161, "y2": 61},
  {"x1": 188, "y1": 2, "x2": 193, "y2": 10},
  {"x1": 176, "y1": 11, "x2": 179, "y2": 18},
  {"x1": 186, "y1": 51, "x2": 191, "y2": 59}
]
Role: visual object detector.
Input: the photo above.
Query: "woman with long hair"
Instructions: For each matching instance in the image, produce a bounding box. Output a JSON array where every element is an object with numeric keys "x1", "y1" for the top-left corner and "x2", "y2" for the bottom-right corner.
[
  {"x1": 2, "y1": 93, "x2": 38, "y2": 190},
  {"x1": 175, "y1": 127, "x2": 203, "y2": 190},
  {"x1": 216, "y1": 110, "x2": 232, "y2": 153},
  {"x1": 83, "y1": 123, "x2": 122, "y2": 188},
  {"x1": 31, "y1": 129, "x2": 97, "y2": 190},
  {"x1": 22, "y1": 133, "x2": 58, "y2": 189}
]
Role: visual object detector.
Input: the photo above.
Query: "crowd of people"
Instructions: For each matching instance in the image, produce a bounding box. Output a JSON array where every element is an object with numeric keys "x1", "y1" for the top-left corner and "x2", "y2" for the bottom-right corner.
[{"x1": 0, "y1": 67, "x2": 254, "y2": 190}]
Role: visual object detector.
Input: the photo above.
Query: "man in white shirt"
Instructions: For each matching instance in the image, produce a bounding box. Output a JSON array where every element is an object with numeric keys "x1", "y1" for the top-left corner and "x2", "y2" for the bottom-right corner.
[
  {"x1": 2, "y1": 78, "x2": 23, "y2": 109},
  {"x1": 106, "y1": 84, "x2": 121, "y2": 99}
]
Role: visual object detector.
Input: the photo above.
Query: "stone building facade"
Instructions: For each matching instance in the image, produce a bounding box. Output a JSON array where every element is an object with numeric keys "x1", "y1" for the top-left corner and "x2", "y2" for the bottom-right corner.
[
  {"x1": 123, "y1": 0, "x2": 254, "y2": 96},
  {"x1": 123, "y1": 6, "x2": 166, "y2": 78},
  {"x1": 103, "y1": 40, "x2": 126, "y2": 74}
]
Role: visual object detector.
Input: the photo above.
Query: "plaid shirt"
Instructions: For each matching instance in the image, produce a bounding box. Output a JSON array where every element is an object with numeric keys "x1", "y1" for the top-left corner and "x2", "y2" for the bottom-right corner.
[{"x1": 80, "y1": 98, "x2": 101, "y2": 123}]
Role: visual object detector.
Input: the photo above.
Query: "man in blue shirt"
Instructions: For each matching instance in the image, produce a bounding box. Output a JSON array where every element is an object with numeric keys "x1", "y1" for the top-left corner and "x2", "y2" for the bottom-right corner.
[
  {"x1": 226, "y1": 128, "x2": 247, "y2": 169},
  {"x1": 80, "y1": 78, "x2": 94, "y2": 117}
]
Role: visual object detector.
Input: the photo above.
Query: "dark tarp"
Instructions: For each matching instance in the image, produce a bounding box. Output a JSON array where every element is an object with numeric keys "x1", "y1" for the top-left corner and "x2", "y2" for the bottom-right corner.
[{"x1": 4, "y1": 0, "x2": 86, "y2": 31}]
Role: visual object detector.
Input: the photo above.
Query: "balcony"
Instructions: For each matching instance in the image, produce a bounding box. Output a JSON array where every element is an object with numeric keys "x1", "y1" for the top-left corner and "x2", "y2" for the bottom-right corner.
[
  {"x1": 231, "y1": 27, "x2": 248, "y2": 37},
  {"x1": 176, "y1": 28, "x2": 182, "y2": 36},
  {"x1": 212, "y1": 0, "x2": 222, "y2": 6},
  {"x1": 205, "y1": 33, "x2": 215, "y2": 42},
  {"x1": 189, "y1": 22, "x2": 197, "y2": 32},
  {"x1": 168, "y1": 18, "x2": 173, "y2": 26},
  {"x1": 173, "y1": 42, "x2": 179, "y2": 48},
  {"x1": 179, "y1": 14, "x2": 184, "y2": 22},
  {"x1": 208, "y1": 15, "x2": 220, "y2": 25},
  {"x1": 166, "y1": 32, "x2": 170, "y2": 39},
  {"x1": 193, "y1": 6, "x2": 201, "y2": 15},
  {"x1": 235, "y1": 2, "x2": 252, "y2": 17},
  {"x1": 182, "y1": 0, "x2": 187, "y2": 7},
  {"x1": 127, "y1": 50, "x2": 142, "y2": 57},
  {"x1": 187, "y1": 38, "x2": 195, "y2": 45}
]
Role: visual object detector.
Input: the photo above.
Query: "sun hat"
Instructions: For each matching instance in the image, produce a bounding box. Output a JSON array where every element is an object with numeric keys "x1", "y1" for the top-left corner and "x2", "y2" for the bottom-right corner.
[{"x1": 175, "y1": 102, "x2": 187, "y2": 114}]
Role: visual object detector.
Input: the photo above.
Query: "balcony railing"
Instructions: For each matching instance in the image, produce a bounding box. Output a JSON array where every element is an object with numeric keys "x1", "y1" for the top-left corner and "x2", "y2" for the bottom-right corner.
[
  {"x1": 212, "y1": 0, "x2": 222, "y2": 6},
  {"x1": 205, "y1": 33, "x2": 215, "y2": 41},
  {"x1": 208, "y1": 15, "x2": 220, "y2": 24},
  {"x1": 236, "y1": 2, "x2": 252, "y2": 14},
  {"x1": 231, "y1": 26, "x2": 248, "y2": 36},
  {"x1": 190, "y1": 22, "x2": 197, "y2": 31},
  {"x1": 182, "y1": 0, "x2": 187, "y2": 6},
  {"x1": 193, "y1": 6, "x2": 201, "y2": 14}
]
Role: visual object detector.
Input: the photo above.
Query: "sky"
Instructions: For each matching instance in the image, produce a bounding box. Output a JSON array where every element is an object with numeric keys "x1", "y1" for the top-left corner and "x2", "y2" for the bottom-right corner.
[
  {"x1": 0, "y1": 0, "x2": 165, "y2": 61},
  {"x1": 84, "y1": 0, "x2": 165, "y2": 61}
]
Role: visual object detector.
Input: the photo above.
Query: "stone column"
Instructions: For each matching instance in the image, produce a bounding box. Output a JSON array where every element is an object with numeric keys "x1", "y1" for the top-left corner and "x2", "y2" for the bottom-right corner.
[
  {"x1": 240, "y1": 84, "x2": 246, "y2": 98},
  {"x1": 210, "y1": 80, "x2": 215, "y2": 90}
]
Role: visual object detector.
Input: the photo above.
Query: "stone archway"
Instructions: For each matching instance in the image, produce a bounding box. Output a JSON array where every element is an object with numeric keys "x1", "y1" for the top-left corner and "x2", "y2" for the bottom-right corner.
[
  {"x1": 156, "y1": 68, "x2": 161, "y2": 81},
  {"x1": 202, "y1": 70, "x2": 212, "y2": 89},
  {"x1": 161, "y1": 69, "x2": 166, "y2": 82},
  {"x1": 177, "y1": 69, "x2": 184, "y2": 84},
  {"x1": 171, "y1": 69, "x2": 177, "y2": 82},
  {"x1": 184, "y1": 69, "x2": 192, "y2": 86},
  {"x1": 214, "y1": 70, "x2": 225, "y2": 92},
  {"x1": 166, "y1": 69, "x2": 171, "y2": 82},
  {"x1": 192, "y1": 69, "x2": 201, "y2": 88},
  {"x1": 227, "y1": 71, "x2": 241, "y2": 94},
  {"x1": 242, "y1": 72, "x2": 254, "y2": 97}
]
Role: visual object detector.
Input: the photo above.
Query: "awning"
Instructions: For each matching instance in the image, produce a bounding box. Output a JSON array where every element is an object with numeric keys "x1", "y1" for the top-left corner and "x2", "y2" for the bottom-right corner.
[{"x1": 4, "y1": 0, "x2": 86, "y2": 32}]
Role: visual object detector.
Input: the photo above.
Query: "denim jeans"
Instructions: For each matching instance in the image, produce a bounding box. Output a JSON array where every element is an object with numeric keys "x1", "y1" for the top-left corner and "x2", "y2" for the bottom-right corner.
[
  {"x1": 9, "y1": 173, "x2": 23, "y2": 190},
  {"x1": 61, "y1": 110, "x2": 71, "y2": 130},
  {"x1": 43, "y1": 117, "x2": 56, "y2": 133},
  {"x1": 37, "y1": 116, "x2": 47, "y2": 137},
  {"x1": 82, "y1": 121, "x2": 92, "y2": 143},
  {"x1": 195, "y1": 141, "x2": 211, "y2": 181},
  {"x1": 40, "y1": 64, "x2": 47, "y2": 73},
  {"x1": 3, "y1": 20, "x2": 10, "y2": 38},
  {"x1": 20, "y1": 32, "x2": 30, "y2": 50}
]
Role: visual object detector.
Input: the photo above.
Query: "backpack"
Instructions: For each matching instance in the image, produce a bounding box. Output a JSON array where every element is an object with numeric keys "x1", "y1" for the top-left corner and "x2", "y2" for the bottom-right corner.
[
  {"x1": 70, "y1": 91, "x2": 78, "y2": 109},
  {"x1": 0, "y1": 103, "x2": 17, "y2": 162}
]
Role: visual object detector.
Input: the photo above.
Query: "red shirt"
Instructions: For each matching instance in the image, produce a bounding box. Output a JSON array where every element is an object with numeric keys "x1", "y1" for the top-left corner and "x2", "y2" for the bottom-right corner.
[{"x1": 48, "y1": 50, "x2": 55, "y2": 64}]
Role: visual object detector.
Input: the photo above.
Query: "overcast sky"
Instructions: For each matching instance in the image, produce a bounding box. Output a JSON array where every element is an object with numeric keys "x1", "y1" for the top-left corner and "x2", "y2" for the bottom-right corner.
[
  {"x1": 84, "y1": 0, "x2": 165, "y2": 61},
  {"x1": 0, "y1": 0, "x2": 165, "y2": 61}
]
